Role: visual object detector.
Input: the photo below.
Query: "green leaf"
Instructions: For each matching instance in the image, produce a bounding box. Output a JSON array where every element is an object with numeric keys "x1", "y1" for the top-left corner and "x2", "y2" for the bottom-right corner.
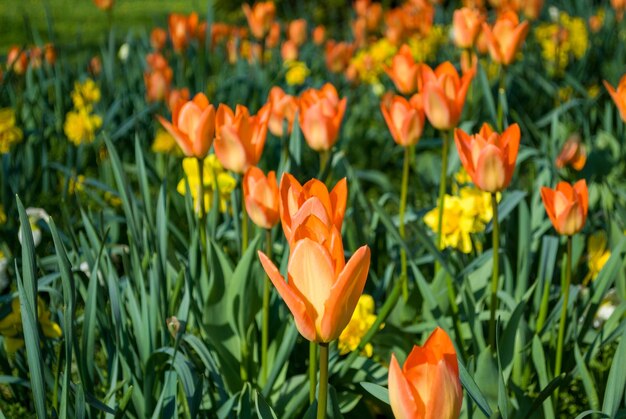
[
  {"x1": 530, "y1": 336, "x2": 554, "y2": 418},
  {"x1": 458, "y1": 359, "x2": 493, "y2": 417},
  {"x1": 360, "y1": 382, "x2": 389, "y2": 405},
  {"x1": 602, "y1": 327, "x2": 626, "y2": 416},
  {"x1": 255, "y1": 390, "x2": 278, "y2": 419},
  {"x1": 574, "y1": 343, "x2": 600, "y2": 412}
]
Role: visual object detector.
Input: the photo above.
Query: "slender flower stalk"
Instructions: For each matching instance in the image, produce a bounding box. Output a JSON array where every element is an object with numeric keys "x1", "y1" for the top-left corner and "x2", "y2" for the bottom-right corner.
[
  {"x1": 241, "y1": 187, "x2": 249, "y2": 254},
  {"x1": 488, "y1": 192, "x2": 500, "y2": 351},
  {"x1": 436, "y1": 131, "x2": 450, "y2": 253},
  {"x1": 309, "y1": 341, "x2": 317, "y2": 404},
  {"x1": 317, "y1": 342, "x2": 329, "y2": 419},
  {"x1": 554, "y1": 236, "x2": 572, "y2": 404},
  {"x1": 197, "y1": 158, "x2": 209, "y2": 276},
  {"x1": 398, "y1": 145, "x2": 412, "y2": 300},
  {"x1": 497, "y1": 67, "x2": 507, "y2": 131},
  {"x1": 261, "y1": 229, "x2": 272, "y2": 384}
]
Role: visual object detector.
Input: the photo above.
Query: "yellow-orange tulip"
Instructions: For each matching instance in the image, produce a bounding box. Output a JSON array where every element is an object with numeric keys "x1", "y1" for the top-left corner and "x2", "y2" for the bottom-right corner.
[
  {"x1": 258, "y1": 215, "x2": 370, "y2": 342},
  {"x1": 388, "y1": 327, "x2": 463, "y2": 419},
  {"x1": 454, "y1": 123, "x2": 520, "y2": 192},
  {"x1": 482, "y1": 11, "x2": 529, "y2": 66},
  {"x1": 214, "y1": 103, "x2": 270, "y2": 173},
  {"x1": 278, "y1": 173, "x2": 347, "y2": 243},
  {"x1": 604, "y1": 75, "x2": 626, "y2": 122},
  {"x1": 453, "y1": 7, "x2": 484, "y2": 49},
  {"x1": 169, "y1": 13, "x2": 190, "y2": 53},
  {"x1": 381, "y1": 94, "x2": 425, "y2": 147},
  {"x1": 7, "y1": 46, "x2": 28, "y2": 75},
  {"x1": 157, "y1": 93, "x2": 215, "y2": 159},
  {"x1": 385, "y1": 45, "x2": 419, "y2": 95},
  {"x1": 419, "y1": 62, "x2": 474, "y2": 131},
  {"x1": 268, "y1": 87, "x2": 298, "y2": 137},
  {"x1": 243, "y1": 167, "x2": 279, "y2": 229},
  {"x1": 288, "y1": 19, "x2": 307, "y2": 47},
  {"x1": 242, "y1": 1, "x2": 276, "y2": 40},
  {"x1": 281, "y1": 40, "x2": 299, "y2": 61},
  {"x1": 556, "y1": 136, "x2": 586, "y2": 171},
  {"x1": 541, "y1": 180, "x2": 588, "y2": 236},
  {"x1": 299, "y1": 83, "x2": 347, "y2": 151}
]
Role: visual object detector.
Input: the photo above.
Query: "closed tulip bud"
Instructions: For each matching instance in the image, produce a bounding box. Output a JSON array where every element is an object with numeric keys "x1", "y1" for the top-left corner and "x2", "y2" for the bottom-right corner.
[
  {"x1": 454, "y1": 123, "x2": 520, "y2": 192},
  {"x1": 453, "y1": 7, "x2": 484, "y2": 49},
  {"x1": 288, "y1": 19, "x2": 307, "y2": 47},
  {"x1": 325, "y1": 41, "x2": 354, "y2": 74},
  {"x1": 388, "y1": 327, "x2": 463, "y2": 419},
  {"x1": 523, "y1": 0, "x2": 544, "y2": 20},
  {"x1": 556, "y1": 135, "x2": 586, "y2": 171},
  {"x1": 268, "y1": 86, "x2": 298, "y2": 137},
  {"x1": 157, "y1": 93, "x2": 216, "y2": 159},
  {"x1": 604, "y1": 75, "x2": 626, "y2": 122},
  {"x1": 482, "y1": 11, "x2": 529, "y2": 66},
  {"x1": 88, "y1": 56, "x2": 102, "y2": 76},
  {"x1": 381, "y1": 94, "x2": 425, "y2": 147},
  {"x1": 266, "y1": 22, "x2": 281, "y2": 49},
  {"x1": 214, "y1": 103, "x2": 270, "y2": 173},
  {"x1": 384, "y1": 45, "x2": 419, "y2": 95},
  {"x1": 313, "y1": 25, "x2": 326, "y2": 45},
  {"x1": 299, "y1": 83, "x2": 347, "y2": 151},
  {"x1": 151, "y1": 28, "x2": 168, "y2": 50},
  {"x1": 7, "y1": 46, "x2": 28, "y2": 75},
  {"x1": 44, "y1": 44, "x2": 56, "y2": 66},
  {"x1": 612, "y1": 0, "x2": 626, "y2": 21},
  {"x1": 278, "y1": 173, "x2": 347, "y2": 243},
  {"x1": 243, "y1": 167, "x2": 279, "y2": 229},
  {"x1": 541, "y1": 180, "x2": 588, "y2": 236},
  {"x1": 281, "y1": 40, "x2": 299, "y2": 61},
  {"x1": 420, "y1": 62, "x2": 474, "y2": 131},
  {"x1": 93, "y1": 0, "x2": 114, "y2": 11},
  {"x1": 242, "y1": 1, "x2": 276, "y2": 40},
  {"x1": 169, "y1": 13, "x2": 190, "y2": 53}
]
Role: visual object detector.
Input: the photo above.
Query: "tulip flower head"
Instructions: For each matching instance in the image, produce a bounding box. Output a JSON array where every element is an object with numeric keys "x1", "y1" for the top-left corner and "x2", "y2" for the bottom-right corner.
[
  {"x1": 453, "y1": 7, "x2": 484, "y2": 49},
  {"x1": 388, "y1": 327, "x2": 463, "y2": 419},
  {"x1": 268, "y1": 87, "x2": 298, "y2": 137},
  {"x1": 381, "y1": 94, "x2": 425, "y2": 147},
  {"x1": 242, "y1": 1, "x2": 276, "y2": 40},
  {"x1": 243, "y1": 166, "x2": 280, "y2": 229},
  {"x1": 541, "y1": 180, "x2": 588, "y2": 236},
  {"x1": 555, "y1": 135, "x2": 586, "y2": 171},
  {"x1": 299, "y1": 83, "x2": 347, "y2": 151},
  {"x1": 157, "y1": 93, "x2": 216, "y2": 159},
  {"x1": 93, "y1": 0, "x2": 114, "y2": 11},
  {"x1": 604, "y1": 75, "x2": 626, "y2": 122},
  {"x1": 384, "y1": 45, "x2": 420, "y2": 95},
  {"x1": 454, "y1": 123, "x2": 520, "y2": 192},
  {"x1": 482, "y1": 11, "x2": 529, "y2": 66}
]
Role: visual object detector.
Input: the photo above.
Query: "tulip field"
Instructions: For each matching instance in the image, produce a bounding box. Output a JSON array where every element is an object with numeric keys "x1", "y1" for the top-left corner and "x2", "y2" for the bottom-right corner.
[{"x1": 2, "y1": 0, "x2": 626, "y2": 417}]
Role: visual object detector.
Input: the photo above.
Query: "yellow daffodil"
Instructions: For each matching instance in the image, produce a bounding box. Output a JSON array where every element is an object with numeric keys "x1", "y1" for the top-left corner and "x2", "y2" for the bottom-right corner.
[
  {"x1": 0, "y1": 108, "x2": 24, "y2": 154},
  {"x1": 535, "y1": 12, "x2": 588, "y2": 76},
  {"x1": 177, "y1": 155, "x2": 236, "y2": 215},
  {"x1": 0, "y1": 297, "x2": 62, "y2": 354},
  {"x1": 285, "y1": 60, "x2": 310, "y2": 86},
  {"x1": 338, "y1": 294, "x2": 380, "y2": 357},
  {"x1": 407, "y1": 25, "x2": 446, "y2": 63},
  {"x1": 349, "y1": 39, "x2": 397, "y2": 85},
  {"x1": 424, "y1": 195, "x2": 474, "y2": 254},
  {"x1": 64, "y1": 107, "x2": 102, "y2": 146},
  {"x1": 71, "y1": 79, "x2": 101, "y2": 109},
  {"x1": 151, "y1": 129, "x2": 179, "y2": 154},
  {"x1": 584, "y1": 231, "x2": 611, "y2": 285}
]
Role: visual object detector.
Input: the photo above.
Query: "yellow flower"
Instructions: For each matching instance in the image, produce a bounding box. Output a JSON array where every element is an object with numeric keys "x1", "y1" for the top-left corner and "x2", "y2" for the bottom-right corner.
[
  {"x1": 64, "y1": 107, "x2": 102, "y2": 146},
  {"x1": 424, "y1": 195, "x2": 474, "y2": 254},
  {"x1": 535, "y1": 12, "x2": 588, "y2": 76},
  {"x1": 177, "y1": 155, "x2": 237, "y2": 215},
  {"x1": 285, "y1": 61, "x2": 310, "y2": 86},
  {"x1": 407, "y1": 25, "x2": 446, "y2": 63},
  {"x1": 67, "y1": 175, "x2": 86, "y2": 194},
  {"x1": 349, "y1": 39, "x2": 397, "y2": 85},
  {"x1": 0, "y1": 297, "x2": 62, "y2": 354},
  {"x1": 151, "y1": 129, "x2": 179, "y2": 154},
  {"x1": 0, "y1": 108, "x2": 24, "y2": 154},
  {"x1": 338, "y1": 294, "x2": 380, "y2": 357},
  {"x1": 0, "y1": 204, "x2": 6, "y2": 224},
  {"x1": 584, "y1": 231, "x2": 611, "y2": 285},
  {"x1": 71, "y1": 79, "x2": 101, "y2": 109}
]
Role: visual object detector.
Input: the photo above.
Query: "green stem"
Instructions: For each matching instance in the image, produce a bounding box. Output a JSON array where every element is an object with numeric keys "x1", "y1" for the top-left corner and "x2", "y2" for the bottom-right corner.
[
  {"x1": 398, "y1": 145, "x2": 412, "y2": 300},
  {"x1": 317, "y1": 343, "x2": 329, "y2": 419},
  {"x1": 445, "y1": 273, "x2": 467, "y2": 360},
  {"x1": 261, "y1": 229, "x2": 272, "y2": 385},
  {"x1": 241, "y1": 186, "x2": 248, "y2": 255},
  {"x1": 554, "y1": 236, "x2": 572, "y2": 405},
  {"x1": 536, "y1": 273, "x2": 552, "y2": 334},
  {"x1": 436, "y1": 131, "x2": 450, "y2": 254},
  {"x1": 497, "y1": 67, "x2": 507, "y2": 131},
  {"x1": 197, "y1": 158, "x2": 209, "y2": 276},
  {"x1": 318, "y1": 149, "x2": 331, "y2": 183},
  {"x1": 309, "y1": 341, "x2": 317, "y2": 404},
  {"x1": 488, "y1": 192, "x2": 500, "y2": 352}
]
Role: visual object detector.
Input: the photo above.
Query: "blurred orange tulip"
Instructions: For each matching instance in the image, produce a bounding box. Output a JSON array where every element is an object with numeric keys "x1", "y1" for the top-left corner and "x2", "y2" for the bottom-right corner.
[
  {"x1": 242, "y1": 1, "x2": 276, "y2": 39},
  {"x1": 288, "y1": 19, "x2": 307, "y2": 47},
  {"x1": 381, "y1": 94, "x2": 425, "y2": 147},
  {"x1": 388, "y1": 327, "x2": 463, "y2": 419},
  {"x1": 44, "y1": 44, "x2": 56, "y2": 66},
  {"x1": 541, "y1": 180, "x2": 588, "y2": 236},
  {"x1": 93, "y1": 0, "x2": 114, "y2": 11},
  {"x1": 243, "y1": 167, "x2": 280, "y2": 229},
  {"x1": 214, "y1": 103, "x2": 270, "y2": 173},
  {"x1": 453, "y1": 7, "x2": 484, "y2": 49},
  {"x1": 612, "y1": 0, "x2": 626, "y2": 21},
  {"x1": 169, "y1": 13, "x2": 190, "y2": 53},
  {"x1": 157, "y1": 93, "x2": 215, "y2": 159},
  {"x1": 281, "y1": 40, "x2": 299, "y2": 61},
  {"x1": 299, "y1": 83, "x2": 347, "y2": 151},
  {"x1": 144, "y1": 53, "x2": 173, "y2": 102},
  {"x1": 88, "y1": 56, "x2": 102, "y2": 76},
  {"x1": 482, "y1": 11, "x2": 529, "y2": 66},
  {"x1": 151, "y1": 28, "x2": 168, "y2": 50},
  {"x1": 454, "y1": 123, "x2": 520, "y2": 192},
  {"x1": 604, "y1": 75, "x2": 626, "y2": 122},
  {"x1": 384, "y1": 45, "x2": 419, "y2": 95},
  {"x1": 313, "y1": 25, "x2": 326, "y2": 45},
  {"x1": 521, "y1": 0, "x2": 544, "y2": 20},
  {"x1": 266, "y1": 22, "x2": 281, "y2": 48},
  {"x1": 419, "y1": 62, "x2": 474, "y2": 131},
  {"x1": 258, "y1": 216, "x2": 370, "y2": 342},
  {"x1": 167, "y1": 88, "x2": 190, "y2": 113},
  {"x1": 268, "y1": 87, "x2": 298, "y2": 137},
  {"x1": 556, "y1": 135, "x2": 586, "y2": 171},
  {"x1": 7, "y1": 46, "x2": 28, "y2": 75},
  {"x1": 278, "y1": 173, "x2": 347, "y2": 243},
  {"x1": 325, "y1": 41, "x2": 354, "y2": 74}
]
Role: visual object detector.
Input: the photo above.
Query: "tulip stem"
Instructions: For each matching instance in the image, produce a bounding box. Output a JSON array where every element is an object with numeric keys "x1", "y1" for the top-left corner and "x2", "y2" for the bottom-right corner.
[
  {"x1": 436, "y1": 131, "x2": 450, "y2": 257},
  {"x1": 497, "y1": 67, "x2": 507, "y2": 131},
  {"x1": 554, "y1": 235, "x2": 572, "y2": 406},
  {"x1": 536, "y1": 270, "x2": 552, "y2": 334},
  {"x1": 197, "y1": 158, "x2": 209, "y2": 276},
  {"x1": 488, "y1": 192, "x2": 500, "y2": 352},
  {"x1": 398, "y1": 145, "x2": 412, "y2": 301},
  {"x1": 241, "y1": 187, "x2": 249, "y2": 255},
  {"x1": 317, "y1": 342, "x2": 329, "y2": 419},
  {"x1": 318, "y1": 150, "x2": 331, "y2": 183},
  {"x1": 309, "y1": 341, "x2": 317, "y2": 404},
  {"x1": 261, "y1": 229, "x2": 272, "y2": 385}
]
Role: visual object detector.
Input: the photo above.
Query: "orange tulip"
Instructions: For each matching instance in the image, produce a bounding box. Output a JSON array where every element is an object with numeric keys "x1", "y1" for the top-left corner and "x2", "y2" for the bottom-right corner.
[
  {"x1": 167, "y1": 88, "x2": 190, "y2": 113},
  {"x1": 214, "y1": 103, "x2": 270, "y2": 173},
  {"x1": 388, "y1": 327, "x2": 463, "y2": 419},
  {"x1": 541, "y1": 180, "x2": 588, "y2": 236},
  {"x1": 521, "y1": 0, "x2": 544, "y2": 20},
  {"x1": 93, "y1": 0, "x2": 114, "y2": 11},
  {"x1": 281, "y1": 40, "x2": 299, "y2": 61},
  {"x1": 556, "y1": 135, "x2": 586, "y2": 171},
  {"x1": 268, "y1": 87, "x2": 298, "y2": 137},
  {"x1": 454, "y1": 123, "x2": 520, "y2": 192},
  {"x1": 313, "y1": 25, "x2": 326, "y2": 45},
  {"x1": 381, "y1": 94, "x2": 425, "y2": 147},
  {"x1": 604, "y1": 75, "x2": 626, "y2": 122},
  {"x1": 612, "y1": 0, "x2": 626, "y2": 21},
  {"x1": 151, "y1": 28, "x2": 168, "y2": 50},
  {"x1": 29, "y1": 46, "x2": 44, "y2": 69},
  {"x1": 453, "y1": 7, "x2": 484, "y2": 49},
  {"x1": 419, "y1": 62, "x2": 474, "y2": 131},
  {"x1": 299, "y1": 83, "x2": 347, "y2": 151},
  {"x1": 325, "y1": 41, "x2": 354, "y2": 74},
  {"x1": 157, "y1": 93, "x2": 215, "y2": 159},
  {"x1": 169, "y1": 13, "x2": 190, "y2": 53},
  {"x1": 258, "y1": 215, "x2": 370, "y2": 342},
  {"x1": 243, "y1": 167, "x2": 279, "y2": 229},
  {"x1": 44, "y1": 44, "x2": 56, "y2": 66},
  {"x1": 482, "y1": 11, "x2": 529, "y2": 66},
  {"x1": 242, "y1": 1, "x2": 276, "y2": 40},
  {"x1": 278, "y1": 173, "x2": 347, "y2": 243},
  {"x1": 384, "y1": 45, "x2": 419, "y2": 95},
  {"x1": 88, "y1": 56, "x2": 102, "y2": 76},
  {"x1": 144, "y1": 52, "x2": 173, "y2": 102},
  {"x1": 7, "y1": 46, "x2": 28, "y2": 75},
  {"x1": 266, "y1": 22, "x2": 281, "y2": 48},
  {"x1": 288, "y1": 19, "x2": 307, "y2": 47}
]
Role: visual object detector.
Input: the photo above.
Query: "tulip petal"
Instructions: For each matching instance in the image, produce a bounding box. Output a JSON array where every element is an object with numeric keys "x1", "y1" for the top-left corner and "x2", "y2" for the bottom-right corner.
[
  {"x1": 454, "y1": 128, "x2": 476, "y2": 178},
  {"x1": 330, "y1": 178, "x2": 348, "y2": 231},
  {"x1": 423, "y1": 84, "x2": 452, "y2": 131},
  {"x1": 389, "y1": 353, "x2": 424, "y2": 419},
  {"x1": 215, "y1": 125, "x2": 248, "y2": 173},
  {"x1": 157, "y1": 115, "x2": 193, "y2": 156},
  {"x1": 474, "y1": 144, "x2": 506, "y2": 192},
  {"x1": 192, "y1": 105, "x2": 215, "y2": 158},
  {"x1": 573, "y1": 179, "x2": 588, "y2": 218},
  {"x1": 541, "y1": 187, "x2": 560, "y2": 233}
]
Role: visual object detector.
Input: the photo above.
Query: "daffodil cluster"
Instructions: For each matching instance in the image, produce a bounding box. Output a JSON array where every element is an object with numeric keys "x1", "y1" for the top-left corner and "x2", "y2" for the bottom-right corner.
[
  {"x1": 535, "y1": 12, "x2": 588, "y2": 76},
  {"x1": 0, "y1": 107, "x2": 24, "y2": 154},
  {"x1": 284, "y1": 60, "x2": 310, "y2": 86},
  {"x1": 348, "y1": 38, "x2": 397, "y2": 85},
  {"x1": 64, "y1": 79, "x2": 103, "y2": 146},
  {"x1": 407, "y1": 25, "x2": 446, "y2": 63},
  {"x1": 177, "y1": 155, "x2": 237, "y2": 215},
  {"x1": 0, "y1": 297, "x2": 62, "y2": 354},
  {"x1": 338, "y1": 294, "x2": 380, "y2": 357}
]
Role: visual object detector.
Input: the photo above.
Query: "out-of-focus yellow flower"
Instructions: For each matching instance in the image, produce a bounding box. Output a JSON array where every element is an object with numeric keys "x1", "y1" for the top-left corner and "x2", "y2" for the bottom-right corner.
[
  {"x1": 407, "y1": 25, "x2": 446, "y2": 63},
  {"x1": 584, "y1": 231, "x2": 611, "y2": 285},
  {"x1": 535, "y1": 12, "x2": 588, "y2": 76},
  {"x1": 0, "y1": 297, "x2": 62, "y2": 354},
  {"x1": 71, "y1": 79, "x2": 101, "y2": 109},
  {"x1": 151, "y1": 129, "x2": 179, "y2": 154},
  {"x1": 104, "y1": 191, "x2": 122, "y2": 207},
  {"x1": 64, "y1": 107, "x2": 102, "y2": 146},
  {"x1": 349, "y1": 39, "x2": 397, "y2": 85},
  {"x1": 587, "y1": 84, "x2": 601, "y2": 99},
  {"x1": 0, "y1": 108, "x2": 23, "y2": 154},
  {"x1": 177, "y1": 155, "x2": 236, "y2": 215},
  {"x1": 0, "y1": 204, "x2": 6, "y2": 224},
  {"x1": 66, "y1": 175, "x2": 86, "y2": 194},
  {"x1": 284, "y1": 60, "x2": 310, "y2": 86},
  {"x1": 558, "y1": 86, "x2": 574, "y2": 103},
  {"x1": 454, "y1": 167, "x2": 473, "y2": 188},
  {"x1": 338, "y1": 294, "x2": 380, "y2": 357}
]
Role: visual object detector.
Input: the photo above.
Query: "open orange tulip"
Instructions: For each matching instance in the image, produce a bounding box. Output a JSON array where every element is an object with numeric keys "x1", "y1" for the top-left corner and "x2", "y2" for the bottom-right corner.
[
  {"x1": 419, "y1": 62, "x2": 474, "y2": 131},
  {"x1": 604, "y1": 75, "x2": 626, "y2": 122},
  {"x1": 299, "y1": 83, "x2": 347, "y2": 151},
  {"x1": 452, "y1": 7, "x2": 484, "y2": 49},
  {"x1": 268, "y1": 87, "x2": 298, "y2": 137},
  {"x1": 482, "y1": 11, "x2": 529, "y2": 66},
  {"x1": 278, "y1": 173, "x2": 347, "y2": 243},
  {"x1": 169, "y1": 13, "x2": 190, "y2": 53},
  {"x1": 454, "y1": 123, "x2": 520, "y2": 192},
  {"x1": 556, "y1": 136, "x2": 586, "y2": 171},
  {"x1": 214, "y1": 103, "x2": 270, "y2": 173},
  {"x1": 388, "y1": 327, "x2": 463, "y2": 419},
  {"x1": 288, "y1": 19, "x2": 307, "y2": 47},
  {"x1": 384, "y1": 45, "x2": 419, "y2": 95},
  {"x1": 541, "y1": 180, "x2": 588, "y2": 236},
  {"x1": 381, "y1": 94, "x2": 425, "y2": 147},
  {"x1": 258, "y1": 214, "x2": 370, "y2": 342},
  {"x1": 242, "y1": 1, "x2": 276, "y2": 39},
  {"x1": 157, "y1": 93, "x2": 215, "y2": 159},
  {"x1": 243, "y1": 166, "x2": 279, "y2": 229}
]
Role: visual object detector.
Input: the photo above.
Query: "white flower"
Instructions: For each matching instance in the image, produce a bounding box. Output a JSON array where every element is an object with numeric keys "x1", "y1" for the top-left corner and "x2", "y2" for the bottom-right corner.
[
  {"x1": 17, "y1": 207, "x2": 50, "y2": 248},
  {"x1": 593, "y1": 289, "x2": 619, "y2": 328},
  {"x1": 118, "y1": 43, "x2": 130, "y2": 61}
]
